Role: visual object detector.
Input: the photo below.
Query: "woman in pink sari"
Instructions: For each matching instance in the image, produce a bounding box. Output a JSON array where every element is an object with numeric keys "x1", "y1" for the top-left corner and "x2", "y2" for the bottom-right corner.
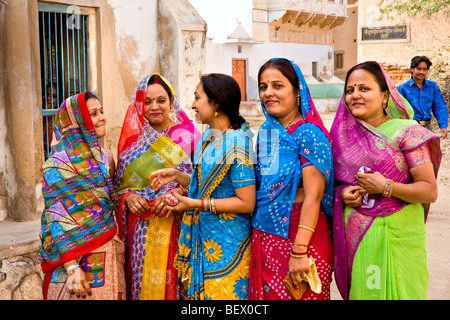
[
  {"x1": 331, "y1": 61, "x2": 441, "y2": 299},
  {"x1": 114, "y1": 73, "x2": 200, "y2": 300}
]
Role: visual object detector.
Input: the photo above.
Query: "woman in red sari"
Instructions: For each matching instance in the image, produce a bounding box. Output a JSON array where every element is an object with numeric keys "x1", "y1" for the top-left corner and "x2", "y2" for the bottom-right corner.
[{"x1": 114, "y1": 73, "x2": 200, "y2": 299}]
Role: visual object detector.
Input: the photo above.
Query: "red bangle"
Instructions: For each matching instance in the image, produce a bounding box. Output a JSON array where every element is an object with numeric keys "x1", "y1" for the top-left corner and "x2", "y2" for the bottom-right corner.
[
  {"x1": 293, "y1": 243, "x2": 308, "y2": 248},
  {"x1": 291, "y1": 249, "x2": 308, "y2": 255},
  {"x1": 200, "y1": 198, "x2": 204, "y2": 209}
]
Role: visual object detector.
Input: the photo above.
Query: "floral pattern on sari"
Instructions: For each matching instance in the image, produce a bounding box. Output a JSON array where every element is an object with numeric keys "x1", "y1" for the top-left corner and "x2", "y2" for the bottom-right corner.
[{"x1": 175, "y1": 123, "x2": 256, "y2": 300}]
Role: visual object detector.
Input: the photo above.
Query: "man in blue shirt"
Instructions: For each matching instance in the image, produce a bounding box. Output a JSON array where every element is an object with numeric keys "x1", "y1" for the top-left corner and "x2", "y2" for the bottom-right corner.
[{"x1": 398, "y1": 56, "x2": 448, "y2": 139}]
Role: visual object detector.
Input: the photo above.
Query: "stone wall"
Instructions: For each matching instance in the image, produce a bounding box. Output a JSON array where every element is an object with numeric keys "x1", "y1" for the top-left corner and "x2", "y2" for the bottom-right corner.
[{"x1": 0, "y1": 248, "x2": 43, "y2": 300}]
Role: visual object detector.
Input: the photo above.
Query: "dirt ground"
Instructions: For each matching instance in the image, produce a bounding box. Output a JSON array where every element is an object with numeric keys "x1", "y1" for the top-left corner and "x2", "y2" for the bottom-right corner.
[{"x1": 249, "y1": 112, "x2": 450, "y2": 300}]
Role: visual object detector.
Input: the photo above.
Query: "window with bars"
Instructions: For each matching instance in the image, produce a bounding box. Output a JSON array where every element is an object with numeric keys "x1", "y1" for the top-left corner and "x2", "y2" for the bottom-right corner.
[{"x1": 38, "y1": 3, "x2": 91, "y2": 159}]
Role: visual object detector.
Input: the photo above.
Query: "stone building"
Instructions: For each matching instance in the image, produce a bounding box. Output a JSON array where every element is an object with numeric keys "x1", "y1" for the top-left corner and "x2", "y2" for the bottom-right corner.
[
  {"x1": 0, "y1": 0, "x2": 206, "y2": 299},
  {"x1": 333, "y1": 0, "x2": 450, "y2": 86}
]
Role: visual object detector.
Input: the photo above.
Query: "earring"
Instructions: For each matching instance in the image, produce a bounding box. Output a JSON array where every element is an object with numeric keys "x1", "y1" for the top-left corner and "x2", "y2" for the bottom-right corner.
[
  {"x1": 297, "y1": 94, "x2": 300, "y2": 106},
  {"x1": 214, "y1": 111, "x2": 219, "y2": 117}
]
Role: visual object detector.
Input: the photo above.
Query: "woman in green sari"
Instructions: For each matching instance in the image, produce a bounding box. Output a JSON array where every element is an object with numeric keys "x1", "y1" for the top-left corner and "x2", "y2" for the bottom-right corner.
[{"x1": 330, "y1": 61, "x2": 442, "y2": 300}]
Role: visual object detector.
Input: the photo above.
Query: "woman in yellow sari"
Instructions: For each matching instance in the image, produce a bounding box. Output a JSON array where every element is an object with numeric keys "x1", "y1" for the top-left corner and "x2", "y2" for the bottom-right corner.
[{"x1": 114, "y1": 74, "x2": 200, "y2": 300}]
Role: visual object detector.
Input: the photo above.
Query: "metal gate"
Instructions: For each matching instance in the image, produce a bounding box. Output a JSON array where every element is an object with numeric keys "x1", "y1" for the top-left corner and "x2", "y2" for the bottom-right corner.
[{"x1": 38, "y1": 3, "x2": 89, "y2": 159}]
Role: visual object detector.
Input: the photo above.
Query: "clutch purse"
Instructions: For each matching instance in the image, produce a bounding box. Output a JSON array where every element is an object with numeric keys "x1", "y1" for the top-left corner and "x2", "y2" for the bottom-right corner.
[
  {"x1": 283, "y1": 275, "x2": 309, "y2": 299},
  {"x1": 282, "y1": 256, "x2": 322, "y2": 299}
]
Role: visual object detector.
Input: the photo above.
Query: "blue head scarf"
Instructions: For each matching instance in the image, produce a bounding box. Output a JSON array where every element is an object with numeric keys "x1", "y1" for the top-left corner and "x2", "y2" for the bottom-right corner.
[{"x1": 252, "y1": 58, "x2": 334, "y2": 238}]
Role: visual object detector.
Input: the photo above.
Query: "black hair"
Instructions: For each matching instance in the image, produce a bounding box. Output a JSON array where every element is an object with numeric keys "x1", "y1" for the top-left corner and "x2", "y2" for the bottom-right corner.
[
  {"x1": 410, "y1": 56, "x2": 432, "y2": 69},
  {"x1": 258, "y1": 58, "x2": 300, "y2": 92},
  {"x1": 345, "y1": 61, "x2": 389, "y2": 92},
  {"x1": 200, "y1": 73, "x2": 246, "y2": 129},
  {"x1": 85, "y1": 92, "x2": 99, "y2": 102}
]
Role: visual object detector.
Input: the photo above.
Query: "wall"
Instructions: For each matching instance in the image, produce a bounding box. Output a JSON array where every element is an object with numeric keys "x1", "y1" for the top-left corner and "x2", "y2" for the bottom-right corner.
[
  {"x1": 333, "y1": 1, "x2": 358, "y2": 79},
  {"x1": 358, "y1": 1, "x2": 450, "y2": 68},
  {"x1": 159, "y1": 0, "x2": 207, "y2": 121},
  {"x1": 1, "y1": 0, "x2": 42, "y2": 222},
  {"x1": 0, "y1": 0, "x2": 206, "y2": 300}
]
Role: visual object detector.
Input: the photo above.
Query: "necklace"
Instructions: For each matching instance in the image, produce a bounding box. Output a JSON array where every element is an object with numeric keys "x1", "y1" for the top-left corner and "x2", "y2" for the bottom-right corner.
[
  {"x1": 380, "y1": 117, "x2": 389, "y2": 126},
  {"x1": 284, "y1": 114, "x2": 302, "y2": 129}
]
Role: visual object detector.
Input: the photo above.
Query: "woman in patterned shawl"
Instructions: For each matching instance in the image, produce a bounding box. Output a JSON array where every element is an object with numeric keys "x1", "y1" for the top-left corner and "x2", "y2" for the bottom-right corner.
[
  {"x1": 249, "y1": 58, "x2": 334, "y2": 300},
  {"x1": 114, "y1": 73, "x2": 200, "y2": 300},
  {"x1": 330, "y1": 61, "x2": 441, "y2": 300},
  {"x1": 157, "y1": 73, "x2": 256, "y2": 300},
  {"x1": 40, "y1": 92, "x2": 126, "y2": 300}
]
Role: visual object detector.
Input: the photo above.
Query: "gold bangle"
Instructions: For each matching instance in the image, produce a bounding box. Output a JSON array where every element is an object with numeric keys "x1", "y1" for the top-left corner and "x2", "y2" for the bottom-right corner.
[
  {"x1": 290, "y1": 252, "x2": 308, "y2": 259},
  {"x1": 298, "y1": 224, "x2": 315, "y2": 233},
  {"x1": 211, "y1": 198, "x2": 216, "y2": 214}
]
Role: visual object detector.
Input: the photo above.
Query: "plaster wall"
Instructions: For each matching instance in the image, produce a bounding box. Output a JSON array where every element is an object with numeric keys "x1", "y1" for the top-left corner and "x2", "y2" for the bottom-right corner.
[{"x1": 0, "y1": 0, "x2": 205, "y2": 221}]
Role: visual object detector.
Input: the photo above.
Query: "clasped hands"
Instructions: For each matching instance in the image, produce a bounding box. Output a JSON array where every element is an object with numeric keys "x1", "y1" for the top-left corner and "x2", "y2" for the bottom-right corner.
[
  {"x1": 342, "y1": 171, "x2": 386, "y2": 207},
  {"x1": 125, "y1": 168, "x2": 191, "y2": 218}
]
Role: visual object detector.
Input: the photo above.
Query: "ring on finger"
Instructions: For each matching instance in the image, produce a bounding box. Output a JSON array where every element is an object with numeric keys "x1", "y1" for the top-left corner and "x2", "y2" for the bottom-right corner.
[{"x1": 295, "y1": 275, "x2": 301, "y2": 281}]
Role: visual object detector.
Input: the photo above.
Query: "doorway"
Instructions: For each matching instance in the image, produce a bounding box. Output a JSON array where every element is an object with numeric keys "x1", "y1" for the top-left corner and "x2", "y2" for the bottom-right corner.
[{"x1": 232, "y1": 59, "x2": 247, "y2": 101}]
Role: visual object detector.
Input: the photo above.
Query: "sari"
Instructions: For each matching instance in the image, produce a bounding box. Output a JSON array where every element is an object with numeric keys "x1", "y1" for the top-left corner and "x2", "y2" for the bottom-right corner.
[
  {"x1": 249, "y1": 59, "x2": 334, "y2": 300},
  {"x1": 330, "y1": 61, "x2": 442, "y2": 300},
  {"x1": 40, "y1": 92, "x2": 125, "y2": 300},
  {"x1": 114, "y1": 73, "x2": 200, "y2": 300},
  {"x1": 175, "y1": 123, "x2": 256, "y2": 300}
]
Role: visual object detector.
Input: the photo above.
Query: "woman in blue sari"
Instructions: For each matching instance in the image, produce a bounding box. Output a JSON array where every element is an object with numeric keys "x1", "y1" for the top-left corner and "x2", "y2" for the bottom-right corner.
[
  {"x1": 150, "y1": 73, "x2": 256, "y2": 300},
  {"x1": 249, "y1": 58, "x2": 334, "y2": 300}
]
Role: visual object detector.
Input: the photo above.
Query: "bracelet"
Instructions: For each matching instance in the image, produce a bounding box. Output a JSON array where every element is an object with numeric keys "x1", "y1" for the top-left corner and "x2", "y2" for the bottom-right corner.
[
  {"x1": 200, "y1": 198, "x2": 205, "y2": 210},
  {"x1": 211, "y1": 198, "x2": 217, "y2": 214},
  {"x1": 298, "y1": 225, "x2": 315, "y2": 233},
  {"x1": 65, "y1": 264, "x2": 80, "y2": 274},
  {"x1": 383, "y1": 179, "x2": 394, "y2": 198},
  {"x1": 291, "y1": 249, "x2": 308, "y2": 255},
  {"x1": 290, "y1": 252, "x2": 308, "y2": 259},
  {"x1": 204, "y1": 198, "x2": 210, "y2": 212},
  {"x1": 292, "y1": 243, "x2": 308, "y2": 248}
]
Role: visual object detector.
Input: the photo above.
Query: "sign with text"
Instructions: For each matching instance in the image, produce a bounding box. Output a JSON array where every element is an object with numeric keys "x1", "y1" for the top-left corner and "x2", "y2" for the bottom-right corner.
[{"x1": 361, "y1": 25, "x2": 408, "y2": 41}]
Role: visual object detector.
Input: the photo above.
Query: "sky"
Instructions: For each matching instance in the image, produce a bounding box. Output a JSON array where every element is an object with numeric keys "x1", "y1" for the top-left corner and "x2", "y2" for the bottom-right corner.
[{"x1": 188, "y1": 0, "x2": 252, "y2": 42}]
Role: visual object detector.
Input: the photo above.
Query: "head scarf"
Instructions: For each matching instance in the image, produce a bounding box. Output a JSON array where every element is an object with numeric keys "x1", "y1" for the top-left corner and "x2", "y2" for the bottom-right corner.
[
  {"x1": 114, "y1": 73, "x2": 201, "y2": 203},
  {"x1": 330, "y1": 61, "x2": 442, "y2": 299},
  {"x1": 40, "y1": 92, "x2": 117, "y2": 276},
  {"x1": 252, "y1": 58, "x2": 334, "y2": 239}
]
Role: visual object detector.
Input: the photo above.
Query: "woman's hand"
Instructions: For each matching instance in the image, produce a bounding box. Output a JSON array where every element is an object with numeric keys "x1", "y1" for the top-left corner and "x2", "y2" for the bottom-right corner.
[
  {"x1": 126, "y1": 193, "x2": 151, "y2": 215},
  {"x1": 66, "y1": 266, "x2": 92, "y2": 299},
  {"x1": 341, "y1": 185, "x2": 363, "y2": 208},
  {"x1": 288, "y1": 255, "x2": 310, "y2": 290},
  {"x1": 166, "y1": 191, "x2": 200, "y2": 213},
  {"x1": 152, "y1": 188, "x2": 184, "y2": 218},
  {"x1": 148, "y1": 168, "x2": 179, "y2": 192},
  {"x1": 355, "y1": 171, "x2": 386, "y2": 194}
]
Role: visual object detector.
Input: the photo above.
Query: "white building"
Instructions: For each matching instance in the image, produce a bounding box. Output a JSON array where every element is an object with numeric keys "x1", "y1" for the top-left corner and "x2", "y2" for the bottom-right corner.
[{"x1": 204, "y1": 0, "x2": 348, "y2": 113}]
